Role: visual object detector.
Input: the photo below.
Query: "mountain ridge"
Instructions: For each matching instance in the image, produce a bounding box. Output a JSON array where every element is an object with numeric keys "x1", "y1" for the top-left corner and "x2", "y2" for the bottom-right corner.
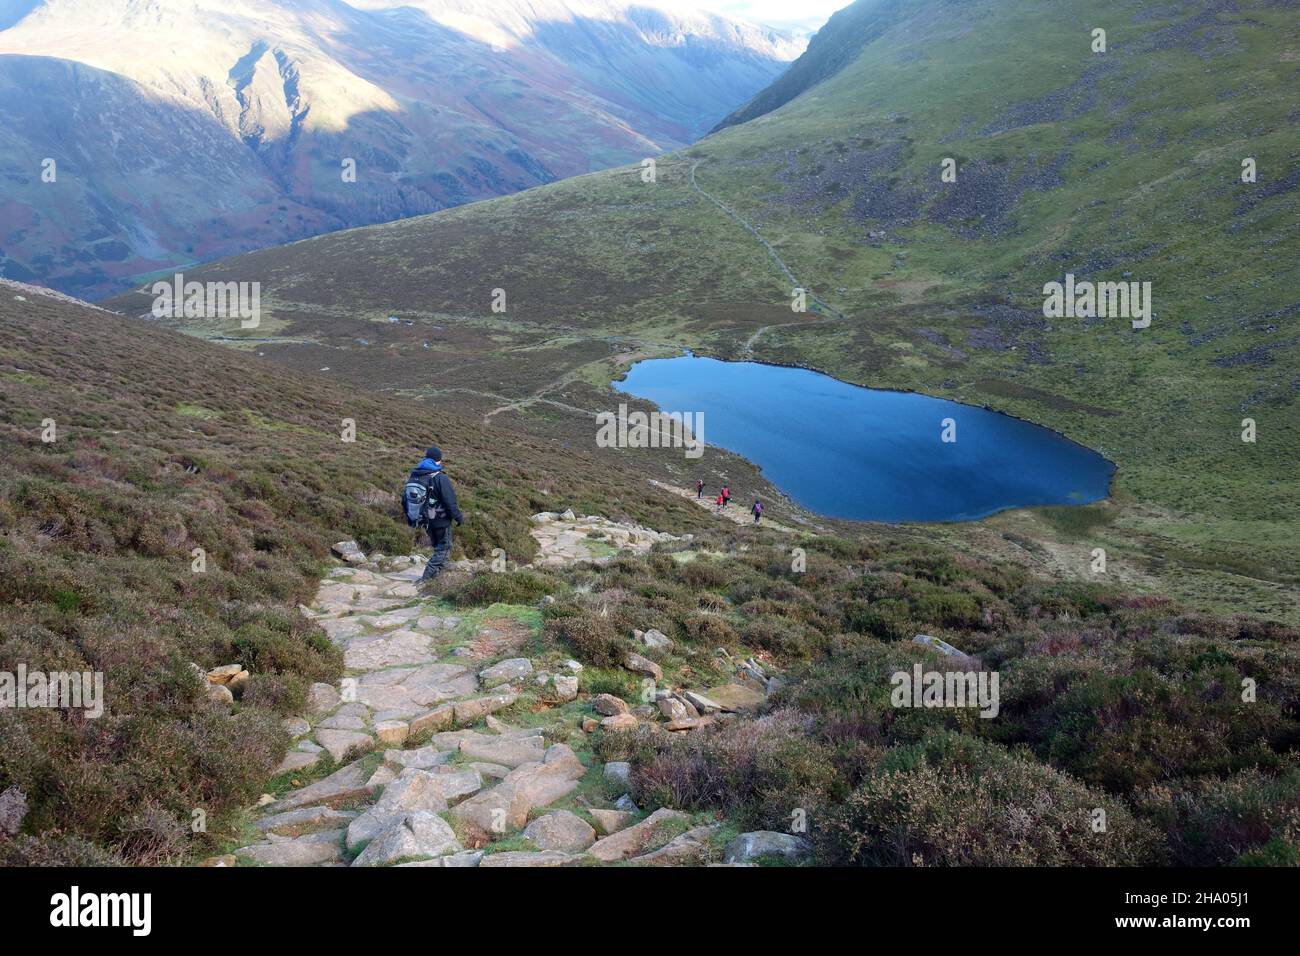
[{"x1": 0, "y1": 0, "x2": 801, "y2": 298}]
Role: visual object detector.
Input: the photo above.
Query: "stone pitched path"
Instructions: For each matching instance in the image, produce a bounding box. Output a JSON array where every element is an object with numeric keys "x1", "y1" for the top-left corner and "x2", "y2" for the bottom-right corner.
[{"x1": 217, "y1": 512, "x2": 775, "y2": 868}]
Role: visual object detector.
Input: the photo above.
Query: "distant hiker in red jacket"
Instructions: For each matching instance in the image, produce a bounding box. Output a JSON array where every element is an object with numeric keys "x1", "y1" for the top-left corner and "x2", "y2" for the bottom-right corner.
[
  {"x1": 721, "y1": 484, "x2": 731, "y2": 506},
  {"x1": 752, "y1": 499, "x2": 763, "y2": 523},
  {"x1": 696, "y1": 479, "x2": 704, "y2": 498},
  {"x1": 715, "y1": 493, "x2": 726, "y2": 513}
]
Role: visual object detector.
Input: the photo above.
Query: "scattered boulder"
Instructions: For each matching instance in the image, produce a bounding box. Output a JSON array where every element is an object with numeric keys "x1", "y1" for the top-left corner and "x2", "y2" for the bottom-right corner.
[
  {"x1": 604, "y1": 762, "x2": 632, "y2": 791},
  {"x1": 588, "y1": 808, "x2": 633, "y2": 835},
  {"x1": 460, "y1": 734, "x2": 546, "y2": 768},
  {"x1": 382, "y1": 745, "x2": 451, "y2": 772},
  {"x1": 550, "y1": 674, "x2": 579, "y2": 701},
  {"x1": 281, "y1": 716, "x2": 311, "y2": 738},
  {"x1": 682, "y1": 690, "x2": 722, "y2": 714},
  {"x1": 255, "y1": 805, "x2": 356, "y2": 838},
  {"x1": 331, "y1": 540, "x2": 367, "y2": 564},
  {"x1": 657, "y1": 697, "x2": 688, "y2": 721},
  {"x1": 352, "y1": 811, "x2": 461, "y2": 867},
  {"x1": 452, "y1": 689, "x2": 517, "y2": 725},
  {"x1": 346, "y1": 768, "x2": 452, "y2": 850},
  {"x1": 614, "y1": 794, "x2": 640, "y2": 814},
  {"x1": 640, "y1": 628, "x2": 673, "y2": 651},
  {"x1": 237, "y1": 829, "x2": 345, "y2": 866},
  {"x1": 479, "y1": 850, "x2": 577, "y2": 867},
  {"x1": 736, "y1": 658, "x2": 767, "y2": 689},
  {"x1": 665, "y1": 716, "x2": 714, "y2": 732},
  {"x1": 207, "y1": 664, "x2": 244, "y2": 685},
  {"x1": 451, "y1": 744, "x2": 586, "y2": 837},
  {"x1": 315, "y1": 728, "x2": 374, "y2": 763},
  {"x1": 523, "y1": 810, "x2": 596, "y2": 852},
  {"x1": 479, "y1": 658, "x2": 533, "y2": 688},
  {"x1": 913, "y1": 634, "x2": 975, "y2": 664},
  {"x1": 587, "y1": 808, "x2": 689, "y2": 862},
  {"x1": 600, "y1": 713, "x2": 638, "y2": 732},
  {"x1": 409, "y1": 704, "x2": 455, "y2": 736},
  {"x1": 701, "y1": 683, "x2": 766, "y2": 712},
  {"x1": 374, "y1": 720, "x2": 410, "y2": 746},
  {"x1": 723, "y1": 831, "x2": 811, "y2": 865},
  {"x1": 630, "y1": 824, "x2": 720, "y2": 866},
  {"x1": 623, "y1": 652, "x2": 663, "y2": 682},
  {"x1": 592, "y1": 694, "x2": 629, "y2": 716},
  {"x1": 270, "y1": 761, "x2": 377, "y2": 813}
]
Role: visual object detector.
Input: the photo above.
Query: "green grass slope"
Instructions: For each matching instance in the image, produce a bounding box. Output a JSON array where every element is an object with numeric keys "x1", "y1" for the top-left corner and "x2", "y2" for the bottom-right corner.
[
  {"x1": 4, "y1": 282, "x2": 1297, "y2": 866},
  {"x1": 104, "y1": 0, "x2": 1299, "y2": 624},
  {"x1": 0, "y1": 283, "x2": 717, "y2": 863}
]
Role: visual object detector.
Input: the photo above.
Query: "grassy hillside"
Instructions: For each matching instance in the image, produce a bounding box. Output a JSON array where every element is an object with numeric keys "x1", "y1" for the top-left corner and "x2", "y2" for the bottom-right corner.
[
  {"x1": 104, "y1": 0, "x2": 1298, "y2": 625},
  {"x1": 0, "y1": 283, "x2": 718, "y2": 863},
  {"x1": 4, "y1": 283, "x2": 1297, "y2": 866}
]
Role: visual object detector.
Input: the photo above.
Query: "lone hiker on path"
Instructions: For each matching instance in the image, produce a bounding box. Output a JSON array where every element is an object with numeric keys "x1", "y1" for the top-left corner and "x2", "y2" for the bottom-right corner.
[
  {"x1": 721, "y1": 484, "x2": 731, "y2": 507},
  {"x1": 401, "y1": 445, "x2": 464, "y2": 583},
  {"x1": 752, "y1": 499, "x2": 763, "y2": 523},
  {"x1": 696, "y1": 479, "x2": 705, "y2": 498}
]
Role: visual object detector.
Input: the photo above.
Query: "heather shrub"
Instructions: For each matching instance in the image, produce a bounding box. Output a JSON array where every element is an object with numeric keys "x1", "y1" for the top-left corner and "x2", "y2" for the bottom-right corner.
[
  {"x1": 682, "y1": 613, "x2": 740, "y2": 647},
  {"x1": 677, "y1": 558, "x2": 732, "y2": 591},
  {"x1": 545, "y1": 613, "x2": 627, "y2": 666},
  {"x1": 631, "y1": 710, "x2": 839, "y2": 830},
  {"x1": 1134, "y1": 765, "x2": 1300, "y2": 866},
  {"x1": 448, "y1": 568, "x2": 562, "y2": 606},
  {"x1": 820, "y1": 733, "x2": 1161, "y2": 866}
]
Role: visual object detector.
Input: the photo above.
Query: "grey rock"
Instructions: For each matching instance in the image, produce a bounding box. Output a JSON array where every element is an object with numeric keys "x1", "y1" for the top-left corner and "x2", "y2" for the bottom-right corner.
[
  {"x1": 479, "y1": 849, "x2": 578, "y2": 867},
  {"x1": 351, "y1": 811, "x2": 461, "y2": 866},
  {"x1": 270, "y1": 761, "x2": 376, "y2": 813},
  {"x1": 281, "y1": 716, "x2": 311, "y2": 738},
  {"x1": 479, "y1": 658, "x2": 533, "y2": 688},
  {"x1": 346, "y1": 768, "x2": 451, "y2": 850},
  {"x1": 592, "y1": 693, "x2": 629, "y2": 716},
  {"x1": 315, "y1": 728, "x2": 374, "y2": 763},
  {"x1": 623, "y1": 652, "x2": 663, "y2": 681},
  {"x1": 523, "y1": 810, "x2": 596, "y2": 852},
  {"x1": 237, "y1": 829, "x2": 345, "y2": 866},
  {"x1": 682, "y1": 690, "x2": 722, "y2": 714},
  {"x1": 723, "y1": 831, "x2": 811, "y2": 864},
  {"x1": 614, "y1": 793, "x2": 639, "y2": 813},
  {"x1": 551, "y1": 674, "x2": 579, "y2": 701},
  {"x1": 255, "y1": 805, "x2": 356, "y2": 838},
  {"x1": 641, "y1": 628, "x2": 673, "y2": 650},
  {"x1": 604, "y1": 762, "x2": 632, "y2": 790}
]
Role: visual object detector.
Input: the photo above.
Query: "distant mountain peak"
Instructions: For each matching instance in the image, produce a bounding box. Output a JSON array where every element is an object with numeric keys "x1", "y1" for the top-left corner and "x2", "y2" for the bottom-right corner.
[{"x1": 0, "y1": 0, "x2": 800, "y2": 297}]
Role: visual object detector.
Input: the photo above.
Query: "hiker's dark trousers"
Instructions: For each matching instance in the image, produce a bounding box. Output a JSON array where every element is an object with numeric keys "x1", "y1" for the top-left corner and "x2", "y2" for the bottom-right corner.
[{"x1": 422, "y1": 523, "x2": 453, "y2": 580}]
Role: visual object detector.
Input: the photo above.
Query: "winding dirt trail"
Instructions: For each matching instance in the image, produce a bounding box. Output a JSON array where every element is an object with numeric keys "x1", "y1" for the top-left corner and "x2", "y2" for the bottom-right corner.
[{"x1": 687, "y1": 161, "x2": 845, "y2": 324}]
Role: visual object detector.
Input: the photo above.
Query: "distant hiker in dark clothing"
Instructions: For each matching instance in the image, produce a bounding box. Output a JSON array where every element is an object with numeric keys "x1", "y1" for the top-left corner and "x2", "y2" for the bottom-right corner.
[
  {"x1": 401, "y1": 445, "x2": 464, "y2": 582},
  {"x1": 752, "y1": 500, "x2": 763, "y2": 523},
  {"x1": 696, "y1": 479, "x2": 704, "y2": 498}
]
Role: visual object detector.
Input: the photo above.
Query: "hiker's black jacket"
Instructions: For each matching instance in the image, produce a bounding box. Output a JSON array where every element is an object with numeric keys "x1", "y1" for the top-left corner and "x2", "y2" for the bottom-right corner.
[{"x1": 409, "y1": 463, "x2": 463, "y2": 527}]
